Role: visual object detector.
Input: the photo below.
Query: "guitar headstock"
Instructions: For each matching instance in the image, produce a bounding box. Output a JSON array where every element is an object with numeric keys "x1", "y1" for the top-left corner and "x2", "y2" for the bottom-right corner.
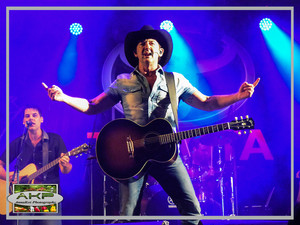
[
  {"x1": 69, "y1": 143, "x2": 90, "y2": 157},
  {"x1": 229, "y1": 115, "x2": 254, "y2": 132}
]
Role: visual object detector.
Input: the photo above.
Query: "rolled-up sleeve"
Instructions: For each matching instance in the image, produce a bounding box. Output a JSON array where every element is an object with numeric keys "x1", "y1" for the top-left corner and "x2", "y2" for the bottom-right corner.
[{"x1": 173, "y1": 72, "x2": 197, "y2": 101}]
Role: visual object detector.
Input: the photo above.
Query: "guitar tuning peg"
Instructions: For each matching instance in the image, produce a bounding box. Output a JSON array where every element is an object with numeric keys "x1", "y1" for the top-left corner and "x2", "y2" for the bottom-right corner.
[
  {"x1": 235, "y1": 117, "x2": 238, "y2": 121},
  {"x1": 238, "y1": 131, "x2": 242, "y2": 135},
  {"x1": 244, "y1": 131, "x2": 247, "y2": 134},
  {"x1": 250, "y1": 130, "x2": 252, "y2": 133},
  {"x1": 246, "y1": 115, "x2": 249, "y2": 119},
  {"x1": 240, "y1": 116, "x2": 243, "y2": 120}
]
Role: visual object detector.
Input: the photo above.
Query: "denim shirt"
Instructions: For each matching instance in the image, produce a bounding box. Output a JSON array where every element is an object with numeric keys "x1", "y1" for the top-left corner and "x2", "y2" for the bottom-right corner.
[{"x1": 105, "y1": 66, "x2": 196, "y2": 129}]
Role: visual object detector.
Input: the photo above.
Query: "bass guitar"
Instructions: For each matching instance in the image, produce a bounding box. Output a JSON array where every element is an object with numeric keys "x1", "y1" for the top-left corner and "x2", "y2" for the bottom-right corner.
[
  {"x1": 0, "y1": 143, "x2": 90, "y2": 215},
  {"x1": 96, "y1": 116, "x2": 254, "y2": 181}
]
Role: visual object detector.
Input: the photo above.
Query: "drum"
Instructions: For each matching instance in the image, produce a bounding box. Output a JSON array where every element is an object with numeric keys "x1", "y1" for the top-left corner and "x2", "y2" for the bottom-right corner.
[
  {"x1": 186, "y1": 163, "x2": 215, "y2": 182},
  {"x1": 192, "y1": 174, "x2": 222, "y2": 215},
  {"x1": 141, "y1": 177, "x2": 220, "y2": 216},
  {"x1": 186, "y1": 165, "x2": 202, "y2": 180}
]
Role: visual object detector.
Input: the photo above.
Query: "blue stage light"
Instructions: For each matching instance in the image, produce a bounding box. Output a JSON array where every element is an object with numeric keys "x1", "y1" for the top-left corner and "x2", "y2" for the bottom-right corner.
[
  {"x1": 69, "y1": 23, "x2": 83, "y2": 35},
  {"x1": 160, "y1": 20, "x2": 174, "y2": 32},
  {"x1": 259, "y1": 18, "x2": 273, "y2": 31}
]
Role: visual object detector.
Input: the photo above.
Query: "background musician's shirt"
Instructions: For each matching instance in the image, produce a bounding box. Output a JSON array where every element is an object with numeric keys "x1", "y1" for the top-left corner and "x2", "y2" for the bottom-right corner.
[{"x1": 0, "y1": 131, "x2": 67, "y2": 184}]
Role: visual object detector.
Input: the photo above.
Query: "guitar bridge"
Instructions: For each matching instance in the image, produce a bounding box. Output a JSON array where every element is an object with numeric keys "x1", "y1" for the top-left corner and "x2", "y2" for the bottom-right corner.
[{"x1": 126, "y1": 136, "x2": 134, "y2": 158}]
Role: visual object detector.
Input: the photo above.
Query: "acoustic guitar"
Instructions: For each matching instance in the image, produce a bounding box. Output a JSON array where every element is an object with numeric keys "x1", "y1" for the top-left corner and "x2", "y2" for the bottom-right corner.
[
  {"x1": 96, "y1": 116, "x2": 254, "y2": 181},
  {"x1": 0, "y1": 143, "x2": 90, "y2": 215}
]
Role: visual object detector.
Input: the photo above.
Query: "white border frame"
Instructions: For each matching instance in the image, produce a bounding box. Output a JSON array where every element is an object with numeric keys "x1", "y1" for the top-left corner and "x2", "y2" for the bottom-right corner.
[{"x1": 6, "y1": 6, "x2": 294, "y2": 221}]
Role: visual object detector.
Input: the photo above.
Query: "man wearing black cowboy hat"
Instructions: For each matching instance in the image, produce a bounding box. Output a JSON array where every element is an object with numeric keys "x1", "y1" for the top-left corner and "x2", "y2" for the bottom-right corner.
[{"x1": 45, "y1": 25, "x2": 259, "y2": 224}]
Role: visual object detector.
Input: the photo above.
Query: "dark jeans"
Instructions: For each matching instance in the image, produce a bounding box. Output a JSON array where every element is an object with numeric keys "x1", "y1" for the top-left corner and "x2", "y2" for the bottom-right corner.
[{"x1": 119, "y1": 156, "x2": 202, "y2": 225}]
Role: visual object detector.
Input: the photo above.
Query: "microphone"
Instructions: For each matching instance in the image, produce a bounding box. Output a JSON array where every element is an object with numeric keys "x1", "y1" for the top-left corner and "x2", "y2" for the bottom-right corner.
[{"x1": 26, "y1": 121, "x2": 33, "y2": 127}]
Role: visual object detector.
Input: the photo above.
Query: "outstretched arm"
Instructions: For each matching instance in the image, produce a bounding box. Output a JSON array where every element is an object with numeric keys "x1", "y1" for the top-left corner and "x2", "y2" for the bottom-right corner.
[
  {"x1": 43, "y1": 82, "x2": 117, "y2": 115},
  {"x1": 185, "y1": 78, "x2": 260, "y2": 111}
]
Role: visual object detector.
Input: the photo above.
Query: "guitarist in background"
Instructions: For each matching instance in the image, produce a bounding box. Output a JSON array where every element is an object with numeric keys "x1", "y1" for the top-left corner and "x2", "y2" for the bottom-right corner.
[
  {"x1": 0, "y1": 106, "x2": 72, "y2": 225},
  {"x1": 45, "y1": 25, "x2": 259, "y2": 225}
]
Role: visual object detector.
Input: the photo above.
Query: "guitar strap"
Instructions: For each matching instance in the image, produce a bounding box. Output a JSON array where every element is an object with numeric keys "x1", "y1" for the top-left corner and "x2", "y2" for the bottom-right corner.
[
  {"x1": 42, "y1": 131, "x2": 49, "y2": 182},
  {"x1": 165, "y1": 72, "x2": 179, "y2": 131}
]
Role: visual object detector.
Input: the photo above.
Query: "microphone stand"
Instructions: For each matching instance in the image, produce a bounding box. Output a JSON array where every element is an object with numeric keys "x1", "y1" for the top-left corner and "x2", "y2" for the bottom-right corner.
[
  {"x1": 12, "y1": 123, "x2": 30, "y2": 184},
  {"x1": 87, "y1": 114, "x2": 99, "y2": 225},
  {"x1": 87, "y1": 154, "x2": 95, "y2": 225},
  {"x1": 12, "y1": 123, "x2": 30, "y2": 225},
  {"x1": 216, "y1": 144, "x2": 225, "y2": 216}
]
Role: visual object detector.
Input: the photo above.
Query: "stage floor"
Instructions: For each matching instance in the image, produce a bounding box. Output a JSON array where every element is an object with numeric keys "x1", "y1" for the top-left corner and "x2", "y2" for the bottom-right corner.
[{"x1": 93, "y1": 220, "x2": 290, "y2": 225}]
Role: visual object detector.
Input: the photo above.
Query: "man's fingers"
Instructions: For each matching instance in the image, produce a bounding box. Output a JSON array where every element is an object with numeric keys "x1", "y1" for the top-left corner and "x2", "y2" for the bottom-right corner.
[
  {"x1": 42, "y1": 82, "x2": 48, "y2": 90},
  {"x1": 253, "y1": 78, "x2": 260, "y2": 87},
  {"x1": 59, "y1": 153, "x2": 70, "y2": 165},
  {"x1": 50, "y1": 90, "x2": 59, "y2": 100},
  {"x1": 242, "y1": 86, "x2": 254, "y2": 92}
]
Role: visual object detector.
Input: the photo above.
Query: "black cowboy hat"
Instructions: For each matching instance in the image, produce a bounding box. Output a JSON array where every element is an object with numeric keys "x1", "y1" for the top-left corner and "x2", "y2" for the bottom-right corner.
[{"x1": 124, "y1": 25, "x2": 173, "y2": 67}]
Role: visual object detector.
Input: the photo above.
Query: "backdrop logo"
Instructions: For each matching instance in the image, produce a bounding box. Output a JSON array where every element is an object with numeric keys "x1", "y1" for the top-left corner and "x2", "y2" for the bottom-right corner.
[{"x1": 8, "y1": 184, "x2": 62, "y2": 213}]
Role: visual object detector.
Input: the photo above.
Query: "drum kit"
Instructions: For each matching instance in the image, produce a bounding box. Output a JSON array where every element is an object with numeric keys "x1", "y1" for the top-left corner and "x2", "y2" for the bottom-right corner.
[{"x1": 141, "y1": 131, "x2": 239, "y2": 216}]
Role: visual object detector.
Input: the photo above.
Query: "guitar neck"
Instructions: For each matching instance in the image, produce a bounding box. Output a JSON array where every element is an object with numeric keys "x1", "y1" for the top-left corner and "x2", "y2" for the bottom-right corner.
[
  {"x1": 159, "y1": 122, "x2": 231, "y2": 144},
  {"x1": 27, "y1": 152, "x2": 71, "y2": 182},
  {"x1": 23, "y1": 143, "x2": 88, "y2": 183}
]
